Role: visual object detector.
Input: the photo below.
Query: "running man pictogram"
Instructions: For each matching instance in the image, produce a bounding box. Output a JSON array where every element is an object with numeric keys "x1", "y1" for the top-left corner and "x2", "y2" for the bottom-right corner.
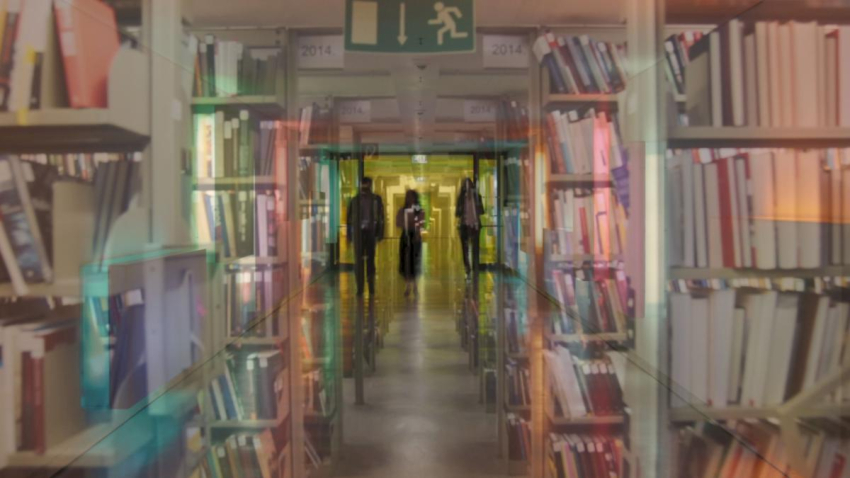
[{"x1": 428, "y1": 2, "x2": 469, "y2": 45}]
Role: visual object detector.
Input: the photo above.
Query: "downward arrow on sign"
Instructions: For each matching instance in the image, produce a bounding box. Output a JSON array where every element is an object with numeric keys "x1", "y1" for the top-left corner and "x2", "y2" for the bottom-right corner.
[{"x1": 398, "y1": 3, "x2": 408, "y2": 45}]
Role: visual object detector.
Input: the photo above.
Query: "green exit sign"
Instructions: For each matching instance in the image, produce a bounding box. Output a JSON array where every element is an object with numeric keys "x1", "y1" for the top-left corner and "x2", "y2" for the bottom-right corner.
[{"x1": 345, "y1": 0, "x2": 475, "y2": 53}]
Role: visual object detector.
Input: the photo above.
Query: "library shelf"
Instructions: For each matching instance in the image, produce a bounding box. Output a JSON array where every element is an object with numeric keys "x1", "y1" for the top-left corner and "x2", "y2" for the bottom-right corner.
[
  {"x1": 194, "y1": 176, "x2": 282, "y2": 189},
  {"x1": 209, "y1": 415, "x2": 288, "y2": 430},
  {"x1": 546, "y1": 411, "x2": 625, "y2": 426},
  {"x1": 7, "y1": 422, "x2": 152, "y2": 469},
  {"x1": 224, "y1": 256, "x2": 287, "y2": 266},
  {"x1": 548, "y1": 333, "x2": 628, "y2": 343},
  {"x1": 191, "y1": 95, "x2": 285, "y2": 113},
  {"x1": 669, "y1": 266, "x2": 850, "y2": 281},
  {"x1": 547, "y1": 174, "x2": 613, "y2": 186},
  {"x1": 666, "y1": 2, "x2": 850, "y2": 24},
  {"x1": 544, "y1": 94, "x2": 621, "y2": 107},
  {"x1": 669, "y1": 403, "x2": 850, "y2": 423},
  {"x1": 0, "y1": 279, "x2": 82, "y2": 299},
  {"x1": 667, "y1": 126, "x2": 850, "y2": 148},
  {"x1": 0, "y1": 109, "x2": 150, "y2": 153}
]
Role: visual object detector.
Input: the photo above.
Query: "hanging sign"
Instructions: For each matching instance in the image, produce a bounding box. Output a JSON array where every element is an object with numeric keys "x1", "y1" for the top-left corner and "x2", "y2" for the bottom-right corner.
[
  {"x1": 482, "y1": 35, "x2": 529, "y2": 69},
  {"x1": 338, "y1": 100, "x2": 372, "y2": 123},
  {"x1": 298, "y1": 35, "x2": 344, "y2": 69}
]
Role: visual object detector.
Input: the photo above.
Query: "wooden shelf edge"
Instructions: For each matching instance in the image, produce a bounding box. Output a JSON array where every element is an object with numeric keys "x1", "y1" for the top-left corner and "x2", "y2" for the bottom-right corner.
[
  {"x1": 547, "y1": 174, "x2": 613, "y2": 186},
  {"x1": 544, "y1": 93, "x2": 622, "y2": 106},
  {"x1": 546, "y1": 410, "x2": 625, "y2": 426},
  {"x1": 548, "y1": 332, "x2": 628, "y2": 343},
  {"x1": 668, "y1": 126, "x2": 850, "y2": 148},
  {"x1": 670, "y1": 265, "x2": 849, "y2": 280}
]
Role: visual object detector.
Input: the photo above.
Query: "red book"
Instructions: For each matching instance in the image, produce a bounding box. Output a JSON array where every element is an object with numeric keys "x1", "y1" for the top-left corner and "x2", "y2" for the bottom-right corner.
[
  {"x1": 53, "y1": 0, "x2": 120, "y2": 108},
  {"x1": 716, "y1": 159, "x2": 736, "y2": 267},
  {"x1": 545, "y1": 114, "x2": 566, "y2": 174}
]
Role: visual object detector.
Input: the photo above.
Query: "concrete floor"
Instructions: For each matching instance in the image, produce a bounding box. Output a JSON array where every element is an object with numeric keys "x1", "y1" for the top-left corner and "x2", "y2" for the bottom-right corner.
[{"x1": 334, "y1": 240, "x2": 510, "y2": 478}]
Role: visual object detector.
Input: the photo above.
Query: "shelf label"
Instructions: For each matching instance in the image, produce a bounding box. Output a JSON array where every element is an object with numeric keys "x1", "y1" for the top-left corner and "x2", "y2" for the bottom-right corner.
[
  {"x1": 464, "y1": 99, "x2": 497, "y2": 123},
  {"x1": 345, "y1": 0, "x2": 475, "y2": 53},
  {"x1": 298, "y1": 35, "x2": 344, "y2": 69},
  {"x1": 482, "y1": 35, "x2": 529, "y2": 69},
  {"x1": 338, "y1": 100, "x2": 372, "y2": 123}
]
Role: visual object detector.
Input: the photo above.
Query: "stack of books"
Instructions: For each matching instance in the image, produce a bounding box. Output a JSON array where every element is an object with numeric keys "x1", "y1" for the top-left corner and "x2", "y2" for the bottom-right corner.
[
  {"x1": 190, "y1": 35, "x2": 282, "y2": 97},
  {"x1": 675, "y1": 421, "x2": 846, "y2": 477},
  {"x1": 19, "y1": 153, "x2": 134, "y2": 182},
  {"x1": 506, "y1": 359, "x2": 531, "y2": 407},
  {"x1": 194, "y1": 111, "x2": 285, "y2": 178},
  {"x1": 545, "y1": 109, "x2": 626, "y2": 176},
  {"x1": 548, "y1": 434, "x2": 624, "y2": 478},
  {"x1": 196, "y1": 431, "x2": 280, "y2": 478},
  {"x1": 667, "y1": 148, "x2": 849, "y2": 270},
  {"x1": 0, "y1": 0, "x2": 120, "y2": 111},
  {"x1": 550, "y1": 267, "x2": 630, "y2": 335},
  {"x1": 224, "y1": 267, "x2": 285, "y2": 337},
  {"x1": 207, "y1": 349, "x2": 287, "y2": 421},
  {"x1": 0, "y1": 304, "x2": 85, "y2": 460},
  {"x1": 669, "y1": 289, "x2": 849, "y2": 409},
  {"x1": 506, "y1": 413, "x2": 532, "y2": 462},
  {"x1": 194, "y1": 188, "x2": 281, "y2": 259},
  {"x1": 544, "y1": 346, "x2": 626, "y2": 418},
  {"x1": 533, "y1": 32, "x2": 628, "y2": 95},
  {"x1": 663, "y1": 31, "x2": 705, "y2": 97},
  {"x1": 685, "y1": 20, "x2": 850, "y2": 127}
]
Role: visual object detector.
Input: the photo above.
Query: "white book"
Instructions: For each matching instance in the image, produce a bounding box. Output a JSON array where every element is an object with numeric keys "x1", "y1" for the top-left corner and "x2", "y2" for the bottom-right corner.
[
  {"x1": 795, "y1": 150, "x2": 823, "y2": 268},
  {"x1": 839, "y1": 26, "x2": 850, "y2": 127},
  {"x1": 693, "y1": 163, "x2": 709, "y2": 268},
  {"x1": 743, "y1": 33, "x2": 759, "y2": 127},
  {"x1": 790, "y1": 22, "x2": 820, "y2": 127},
  {"x1": 773, "y1": 150, "x2": 799, "y2": 269},
  {"x1": 728, "y1": 307, "x2": 747, "y2": 404},
  {"x1": 725, "y1": 158, "x2": 742, "y2": 267},
  {"x1": 741, "y1": 291, "x2": 778, "y2": 407},
  {"x1": 708, "y1": 289, "x2": 736, "y2": 407},
  {"x1": 766, "y1": 22, "x2": 783, "y2": 127},
  {"x1": 755, "y1": 22, "x2": 772, "y2": 127},
  {"x1": 735, "y1": 156, "x2": 753, "y2": 267},
  {"x1": 802, "y1": 296, "x2": 830, "y2": 390},
  {"x1": 556, "y1": 346, "x2": 588, "y2": 417},
  {"x1": 763, "y1": 293, "x2": 799, "y2": 405},
  {"x1": 750, "y1": 151, "x2": 777, "y2": 269},
  {"x1": 704, "y1": 162, "x2": 724, "y2": 268},
  {"x1": 777, "y1": 23, "x2": 795, "y2": 127},
  {"x1": 729, "y1": 19, "x2": 746, "y2": 126},
  {"x1": 816, "y1": 305, "x2": 841, "y2": 382},
  {"x1": 682, "y1": 155, "x2": 696, "y2": 268},
  {"x1": 709, "y1": 31, "x2": 723, "y2": 127},
  {"x1": 257, "y1": 194, "x2": 269, "y2": 257},
  {"x1": 579, "y1": 115, "x2": 596, "y2": 174},
  {"x1": 670, "y1": 293, "x2": 692, "y2": 408},
  {"x1": 214, "y1": 111, "x2": 225, "y2": 177},
  {"x1": 690, "y1": 297, "x2": 710, "y2": 405}
]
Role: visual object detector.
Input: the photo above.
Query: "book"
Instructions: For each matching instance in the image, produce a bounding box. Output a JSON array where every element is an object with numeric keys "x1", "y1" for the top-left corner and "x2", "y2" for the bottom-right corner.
[{"x1": 534, "y1": 32, "x2": 627, "y2": 95}]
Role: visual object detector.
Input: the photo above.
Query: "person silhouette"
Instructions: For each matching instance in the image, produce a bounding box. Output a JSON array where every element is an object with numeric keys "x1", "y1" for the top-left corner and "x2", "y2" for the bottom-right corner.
[{"x1": 428, "y1": 2, "x2": 469, "y2": 45}]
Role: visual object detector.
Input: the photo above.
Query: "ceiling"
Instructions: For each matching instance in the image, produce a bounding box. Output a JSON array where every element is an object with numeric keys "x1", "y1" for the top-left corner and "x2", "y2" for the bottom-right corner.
[{"x1": 189, "y1": 0, "x2": 627, "y2": 28}]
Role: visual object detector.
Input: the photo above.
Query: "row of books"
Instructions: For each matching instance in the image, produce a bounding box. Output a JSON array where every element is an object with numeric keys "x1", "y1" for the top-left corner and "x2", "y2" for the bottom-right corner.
[
  {"x1": 194, "y1": 111, "x2": 284, "y2": 178},
  {"x1": 533, "y1": 32, "x2": 628, "y2": 95},
  {"x1": 506, "y1": 360, "x2": 531, "y2": 407},
  {"x1": 670, "y1": 289, "x2": 849, "y2": 409},
  {"x1": 545, "y1": 109, "x2": 626, "y2": 176},
  {"x1": 303, "y1": 369, "x2": 331, "y2": 417},
  {"x1": 0, "y1": 0, "x2": 120, "y2": 111},
  {"x1": 194, "y1": 190, "x2": 282, "y2": 259},
  {"x1": 0, "y1": 304, "x2": 84, "y2": 463},
  {"x1": 549, "y1": 267, "x2": 630, "y2": 335},
  {"x1": 686, "y1": 21, "x2": 850, "y2": 128},
  {"x1": 667, "y1": 148, "x2": 850, "y2": 270},
  {"x1": 548, "y1": 434, "x2": 624, "y2": 478},
  {"x1": 190, "y1": 34, "x2": 282, "y2": 98},
  {"x1": 548, "y1": 187, "x2": 628, "y2": 259},
  {"x1": 224, "y1": 268, "x2": 285, "y2": 338},
  {"x1": 196, "y1": 431, "x2": 280, "y2": 478},
  {"x1": 505, "y1": 308, "x2": 527, "y2": 355},
  {"x1": 207, "y1": 348, "x2": 287, "y2": 421},
  {"x1": 20, "y1": 153, "x2": 136, "y2": 182},
  {"x1": 544, "y1": 346, "x2": 625, "y2": 418},
  {"x1": 506, "y1": 413, "x2": 532, "y2": 462},
  {"x1": 675, "y1": 421, "x2": 845, "y2": 478},
  {"x1": 299, "y1": 104, "x2": 333, "y2": 147},
  {"x1": 663, "y1": 31, "x2": 705, "y2": 97},
  {"x1": 499, "y1": 100, "x2": 530, "y2": 141}
]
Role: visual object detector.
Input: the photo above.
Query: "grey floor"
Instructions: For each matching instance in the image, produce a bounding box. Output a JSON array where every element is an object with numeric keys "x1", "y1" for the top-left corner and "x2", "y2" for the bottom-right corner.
[{"x1": 335, "y1": 242, "x2": 509, "y2": 478}]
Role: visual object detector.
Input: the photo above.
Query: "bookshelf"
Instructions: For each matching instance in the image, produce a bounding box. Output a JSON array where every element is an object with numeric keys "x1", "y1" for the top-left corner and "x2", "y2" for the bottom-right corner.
[{"x1": 655, "y1": 5, "x2": 850, "y2": 478}]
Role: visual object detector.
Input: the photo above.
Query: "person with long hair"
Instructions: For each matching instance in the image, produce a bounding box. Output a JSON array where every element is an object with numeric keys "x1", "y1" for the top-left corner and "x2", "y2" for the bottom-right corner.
[
  {"x1": 456, "y1": 177, "x2": 484, "y2": 280},
  {"x1": 396, "y1": 189, "x2": 425, "y2": 297}
]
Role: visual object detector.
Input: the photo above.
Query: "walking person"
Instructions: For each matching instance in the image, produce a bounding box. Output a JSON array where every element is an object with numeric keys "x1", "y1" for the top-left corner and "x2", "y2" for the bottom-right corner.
[
  {"x1": 456, "y1": 177, "x2": 484, "y2": 280},
  {"x1": 347, "y1": 177, "x2": 385, "y2": 297},
  {"x1": 396, "y1": 190, "x2": 425, "y2": 298}
]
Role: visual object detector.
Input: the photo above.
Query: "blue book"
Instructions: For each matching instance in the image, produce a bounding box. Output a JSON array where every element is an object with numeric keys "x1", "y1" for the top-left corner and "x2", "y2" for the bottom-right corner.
[
  {"x1": 533, "y1": 35, "x2": 567, "y2": 94},
  {"x1": 217, "y1": 374, "x2": 238, "y2": 420}
]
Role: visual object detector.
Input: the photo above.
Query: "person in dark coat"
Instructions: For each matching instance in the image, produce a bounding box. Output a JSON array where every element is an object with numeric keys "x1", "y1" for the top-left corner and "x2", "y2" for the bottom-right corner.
[
  {"x1": 396, "y1": 189, "x2": 425, "y2": 297},
  {"x1": 347, "y1": 177, "x2": 385, "y2": 297},
  {"x1": 456, "y1": 177, "x2": 484, "y2": 279}
]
